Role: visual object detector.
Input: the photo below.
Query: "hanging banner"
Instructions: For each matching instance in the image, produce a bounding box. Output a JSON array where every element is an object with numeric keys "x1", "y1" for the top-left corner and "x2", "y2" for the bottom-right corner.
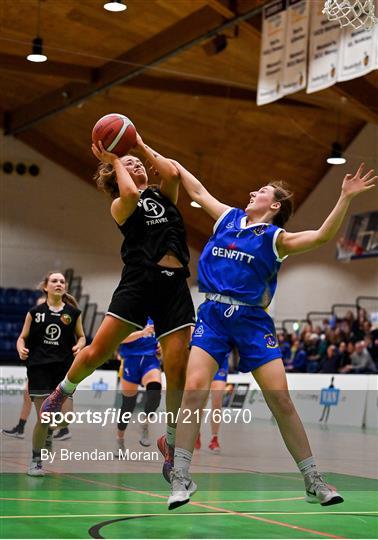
[
  {"x1": 337, "y1": 14, "x2": 377, "y2": 81},
  {"x1": 282, "y1": 0, "x2": 310, "y2": 96},
  {"x1": 307, "y1": 0, "x2": 341, "y2": 93},
  {"x1": 257, "y1": 0, "x2": 287, "y2": 105}
]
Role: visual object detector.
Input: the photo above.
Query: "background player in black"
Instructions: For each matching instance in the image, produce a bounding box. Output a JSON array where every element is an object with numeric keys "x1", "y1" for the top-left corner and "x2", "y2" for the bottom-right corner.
[
  {"x1": 41, "y1": 133, "x2": 195, "y2": 482},
  {"x1": 17, "y1": 271, "x2": 85, "y2": 476}
]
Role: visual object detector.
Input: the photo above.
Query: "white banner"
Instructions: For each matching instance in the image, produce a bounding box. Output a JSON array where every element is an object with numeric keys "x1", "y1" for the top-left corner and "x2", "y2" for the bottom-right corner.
[
  {"x1": 338, "y1": 17, "x2": 377, "y2": 81},
  {"x1": 282, "y1": 0, "x2": 310, "y2": 95},
  {"x1": 257, "y1": 0, "x2": 287, "y2": 105},
  {"x1": 307, "y1": 0, "x2": 341, "y2": 93}
]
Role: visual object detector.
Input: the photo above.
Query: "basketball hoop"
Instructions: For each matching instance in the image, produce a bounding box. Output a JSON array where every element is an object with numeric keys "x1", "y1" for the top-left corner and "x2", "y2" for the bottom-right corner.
[{"x1": 323, "y1": 0, "x2": 378, "y2": 30}]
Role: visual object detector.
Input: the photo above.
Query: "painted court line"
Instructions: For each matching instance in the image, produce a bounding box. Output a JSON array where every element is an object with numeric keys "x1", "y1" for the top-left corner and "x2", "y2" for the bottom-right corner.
[
  {"x1": 0, "y1": 496, "x2": 304, "y2": 504},
  {"x1": 2, "y1": 511, "x2": 376, "y2": 519},
  {"x1": 1, "y1": 462, "x2": 346, "y2": 539}
]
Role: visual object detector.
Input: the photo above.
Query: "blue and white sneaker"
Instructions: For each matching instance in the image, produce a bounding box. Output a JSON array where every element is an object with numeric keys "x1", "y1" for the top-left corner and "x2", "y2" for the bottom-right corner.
[{"x1": 168, "y1": 468, "x2": 197, "y2": 510}]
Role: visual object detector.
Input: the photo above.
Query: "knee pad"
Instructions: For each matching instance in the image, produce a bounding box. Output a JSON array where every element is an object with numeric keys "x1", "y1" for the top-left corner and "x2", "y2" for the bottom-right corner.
[
  {"x1": 117, "y1": 394, "x2": 137, "y2": 431},
  {"x1": 144, "y1": 382, "x2": 162, "y2": 415}
]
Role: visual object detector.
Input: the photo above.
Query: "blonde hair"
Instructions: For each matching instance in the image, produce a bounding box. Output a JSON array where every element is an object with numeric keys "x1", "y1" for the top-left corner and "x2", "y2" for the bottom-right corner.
[
  {"x1": 93, "y1": 162, "x2": 119, "y2": 199},
  {"x1": 38, "y1": 271, "x2": 79, "y2": 308}
]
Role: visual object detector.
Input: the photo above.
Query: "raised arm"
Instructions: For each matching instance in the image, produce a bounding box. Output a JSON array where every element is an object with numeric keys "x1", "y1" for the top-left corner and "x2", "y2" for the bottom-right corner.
[
  {"x1": 134, "y1": 134, "x2": 181, "y2": 204},
  {"x1": 92, "y1": 141, "x2": 140, "y2": 225},
  {"x1": 276, "y1": 163, "x2": 376, "y2": 258},
  {"x1": 172, "y1": 161, "x2": 230, "y2": 221}
]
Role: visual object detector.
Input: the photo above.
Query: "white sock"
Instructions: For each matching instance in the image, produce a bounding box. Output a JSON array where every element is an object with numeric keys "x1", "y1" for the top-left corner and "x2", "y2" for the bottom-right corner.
[
  {"x1": 174, "y1": 447, "x2": 192, "y2": 474},
  {"x1": 297, "y1": 456, "x2": 317, "y2": 477},
  {"x1": 60, "y1": 377, "x2": 77, "y2": 395},
  {"x1": 166, "y1": 425, "x2": 176, "y2": 447}
]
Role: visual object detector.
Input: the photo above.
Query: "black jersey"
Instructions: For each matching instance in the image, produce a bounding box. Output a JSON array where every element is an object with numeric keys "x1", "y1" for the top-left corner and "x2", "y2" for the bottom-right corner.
[
  {"x1": 26, "y1": 302, "x2": 81, "y2": 366},
  {"x1": 118, "y1": 187, "x2": 190, "y2": 267}
]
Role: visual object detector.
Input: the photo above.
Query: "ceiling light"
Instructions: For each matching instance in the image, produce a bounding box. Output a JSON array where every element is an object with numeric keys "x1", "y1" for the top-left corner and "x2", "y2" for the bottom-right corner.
[
  {"x1": 27, "y1": 36, "x2": 47, "y2": 62},
  {"x1": 327, "y1": 142, "x2": 346, "y2": 165},
  {"x1": 104, "y1": 1, "x2": 127, "y2": 11}
]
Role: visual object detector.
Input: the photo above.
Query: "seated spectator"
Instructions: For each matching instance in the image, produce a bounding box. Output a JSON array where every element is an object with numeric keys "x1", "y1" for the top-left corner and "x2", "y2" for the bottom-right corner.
[
  {"x1": 278, "y1": 331, "x2": 291, "y2": 367},
  {"x1": 337, "y1": 341, "x2": 350, "y2": 370},
  {"x1": 304, "y1": 332, "x2": 321, "y2": 373},
  {"x1": 287, "y1": 338, "x2": 307, "y2": 372},
  {"x1": 341, "y1": 340, "x2": 377, "y2": 374},
  {"x1": 320, "y1": 344, "x2": 340, "y2": 373}
]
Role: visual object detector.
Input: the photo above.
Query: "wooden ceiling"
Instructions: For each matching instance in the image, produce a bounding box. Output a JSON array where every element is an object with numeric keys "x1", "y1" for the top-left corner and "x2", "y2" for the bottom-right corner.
[{"x1": 1, "y1": 0, "x2": 377, "y2": 250}]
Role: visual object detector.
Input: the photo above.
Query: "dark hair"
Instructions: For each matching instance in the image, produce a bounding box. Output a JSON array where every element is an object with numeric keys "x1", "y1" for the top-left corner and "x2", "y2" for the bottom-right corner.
[
  {"x1": 38, "y1": 271, "x2": 79, "y2": 308},
  {"x1": 268, "y1": 181, "x2": 294, "y2": 227},
  {"x1": 93, "y1": 162, "x2": 119, "y2": 199}
]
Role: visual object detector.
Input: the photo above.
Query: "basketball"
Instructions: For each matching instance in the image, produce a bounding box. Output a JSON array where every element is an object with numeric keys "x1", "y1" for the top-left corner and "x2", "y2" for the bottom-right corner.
[{"x1": 92, "y1": 113, "x2": 137, "y2": 156}]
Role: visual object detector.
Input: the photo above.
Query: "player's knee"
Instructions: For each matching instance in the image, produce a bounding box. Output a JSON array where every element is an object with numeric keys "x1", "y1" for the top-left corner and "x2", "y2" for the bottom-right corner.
[
  {"x1": 164, "y1": 361, "x2": 187, "y2": 384},
  {"x1": 84, "y1": 344, "x2": 110, "y2": 369},
  {"x1": 145, "y1": 381, "x2": 161, "y2": 415},
  {"x1": 271, "y1": 393, "x2": 295, "y2": 416},
  {"x1": 117, "y1": 394, "x2": 137, "y2": 431}
]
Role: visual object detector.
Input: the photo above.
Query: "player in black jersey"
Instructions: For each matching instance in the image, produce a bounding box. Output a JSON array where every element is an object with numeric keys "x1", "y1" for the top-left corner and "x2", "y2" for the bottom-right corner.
[
  {"x1": 41, "y1": 133, "x2": 195, "y2": 482},
  {"x1": 17, "y1": 272, "x2": 85, "y2": 476}
]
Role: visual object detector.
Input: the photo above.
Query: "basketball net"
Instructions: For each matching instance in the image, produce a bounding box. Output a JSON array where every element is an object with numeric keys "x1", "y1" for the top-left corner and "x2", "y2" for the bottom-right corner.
[{"x1": 323, "y1": 0, "x2": 378, "y2": 30}]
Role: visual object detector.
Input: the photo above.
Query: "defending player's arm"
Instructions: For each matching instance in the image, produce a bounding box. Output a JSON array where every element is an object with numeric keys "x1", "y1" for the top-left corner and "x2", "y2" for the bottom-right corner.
[
  {"x1": 72, "y1": 315, "x2": 86, "y2": 357},
  {"x1": 122, "y1": 325, "x2": 155, "y2": 344},
  {"x1": 92, "y1": 141, "x2": 140, "y2": 225},
  {"x1": 172, "y1": 161, "x2": 230, "y2": 221},
  {"x1": 134, "y1": 134, "x2": 180, "y2": 204},
  {"x1": 276, "y1": 163, "x2": 376, "y2": 258},
  {"x1": 17, "y1": 313, "x2": 32, "y2": 361}
]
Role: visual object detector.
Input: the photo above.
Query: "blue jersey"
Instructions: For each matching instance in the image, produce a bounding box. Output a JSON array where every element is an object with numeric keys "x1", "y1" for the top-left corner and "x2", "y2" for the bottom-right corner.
[{"x1": 198, "y1": 208, "x2": 286, "y2": 307}]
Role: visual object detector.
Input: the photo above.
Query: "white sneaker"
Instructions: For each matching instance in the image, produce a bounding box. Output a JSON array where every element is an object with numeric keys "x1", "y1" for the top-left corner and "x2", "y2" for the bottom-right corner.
[
  {"x1": 114, "y1": 438, "x2": 125, "y2": 459},
  {"x1": 305, "y1": 472, "x2": 344, "y2": 506},
  {"x1": 168, "y1": 468, "x2": 197, "y2": 510},
  {"x1": 139, "y1": 423, "x2": 150, "y2": 447},
  {"x1": 27, "y1": 460, "x2": 45, "y2": 477}
]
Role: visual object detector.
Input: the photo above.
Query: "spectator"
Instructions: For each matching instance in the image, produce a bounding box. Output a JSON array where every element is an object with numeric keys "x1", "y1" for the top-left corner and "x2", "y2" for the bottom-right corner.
[
  {"x1": 342, "y1": 340, "x2": 377, "y2": 374},
  {"x1": 320, "y1": 345, "x2": 340, "y2": 373},
  {"x1": 304, "y1": 333, "x2": 321, "y2": 373},
  {"x1": 278, "y1": 331, "x2": 291, "y2": 367}
]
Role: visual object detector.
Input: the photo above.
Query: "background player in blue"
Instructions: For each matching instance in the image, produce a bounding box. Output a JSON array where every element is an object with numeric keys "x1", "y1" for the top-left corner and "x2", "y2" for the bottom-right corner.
[
  {"x1": 115, "y1": 318, "x2": 162, "y2": 455},
  {"x1": 194, "y1": 352, "x2": 229, "y2": 453},
  {"x1": 16, "y1": 271, "x2": 85, "y2": 476},
  {"x1": 167, "y1": 162, "x2": 376, "y2": 510}
]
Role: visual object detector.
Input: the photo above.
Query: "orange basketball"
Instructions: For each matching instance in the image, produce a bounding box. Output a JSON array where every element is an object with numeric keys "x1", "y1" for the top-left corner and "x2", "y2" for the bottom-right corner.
[{"x1": 92, "y1": 113, "x2": 137, "y2": 156}]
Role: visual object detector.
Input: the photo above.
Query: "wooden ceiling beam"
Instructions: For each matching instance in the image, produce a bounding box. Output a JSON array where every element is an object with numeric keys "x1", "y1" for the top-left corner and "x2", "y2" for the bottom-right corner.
[
  {"x1": 124, "y1": 74, "x2": 318, "y2": 109},
  {"x1": 0, "y1": 53, "x2": 95, "y2": 83},
  {"x1": 5, "y1": 5, "x2": 226, "y2": 136}
]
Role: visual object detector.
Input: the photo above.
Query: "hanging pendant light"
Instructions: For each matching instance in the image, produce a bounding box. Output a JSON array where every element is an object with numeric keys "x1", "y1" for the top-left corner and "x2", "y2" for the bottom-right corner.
[
  {"x1": 104, "y1": 1, "x2": 127, "y2": 12},
  {"x1": 27, "y1": 1, "x2": 47, "y2": 63}
]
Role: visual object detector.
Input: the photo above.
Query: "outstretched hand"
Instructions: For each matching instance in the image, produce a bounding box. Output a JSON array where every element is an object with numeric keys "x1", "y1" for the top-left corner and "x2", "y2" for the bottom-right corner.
[
  {"x1": 91, "y1": 140, "x2": 119, "y2": 164},
  {"x1": 342, "y1": 163, "x2": 377, "y2": 199}
]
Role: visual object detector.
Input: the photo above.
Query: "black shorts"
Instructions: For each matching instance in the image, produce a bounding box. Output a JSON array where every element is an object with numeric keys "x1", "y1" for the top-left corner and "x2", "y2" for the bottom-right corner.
[
  {"x1": 107, "y1": 264, "x2": 195, "y2": 339},
  {"x1": 27, "y1": 362, "x2": 72, "y2": 399}
]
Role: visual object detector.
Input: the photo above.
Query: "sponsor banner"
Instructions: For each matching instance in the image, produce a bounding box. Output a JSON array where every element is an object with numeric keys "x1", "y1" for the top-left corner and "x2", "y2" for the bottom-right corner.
[
  {"x1": 282, "y1": 0, "x2": 310, "y2": 95},
  {"x1": 337, "y1": 17, "x2": 377, "y2": 81},
  {"x1": 257, "y1": 0, "x2": 287, "y2": 105},
  {"x1": 307, "y1": 0, "x2": 341, "y2": 93},
  {"x1": 0, "y1": 365, "x2": 117, "y2": 407}
]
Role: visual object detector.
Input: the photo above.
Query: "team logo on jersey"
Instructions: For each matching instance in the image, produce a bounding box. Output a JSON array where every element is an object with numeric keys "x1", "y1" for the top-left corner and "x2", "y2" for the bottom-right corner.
[
  {"x1": 60, "y1": 314, "x2": 72, "y2": 325},
  {"x1": 217, "y1": 369, "x2": 226, "y2": 378},
  {"x1": 226, "y1": 221, "x2": 234, "y2": 229},
  {"x1": 264, "y1": 333, "x2": 278, "y2": 349},
  {"x1": 45, "y1": 324, "x2": 61, "y2": 341},
  {"x1": 253, "y1": 225, "x2": 268, "y2": 236},
  {"x1": 141, "y1": 198, "x2": 165, "y2": 218},
  {"x1": 193, "y1": 325, "x2": 204, "y2": 337},
  {"x1": 161, "y1": 270, "x2": 174, "y2": 277}
]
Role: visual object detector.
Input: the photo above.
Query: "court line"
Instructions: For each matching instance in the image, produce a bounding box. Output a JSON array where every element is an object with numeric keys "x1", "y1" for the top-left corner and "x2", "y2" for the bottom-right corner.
[
  {"x1": 0, "y1": 460, "x2": 346, "y2": 538},
  {"x1": 0, "y1": 496, "x2": 304, "y2": 504},
  {"x1": 2, "y1": 511, "x2": 376, "y2": 519}
]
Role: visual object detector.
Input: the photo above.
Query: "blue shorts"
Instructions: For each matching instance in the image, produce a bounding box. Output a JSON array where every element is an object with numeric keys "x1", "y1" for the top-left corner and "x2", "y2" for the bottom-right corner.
[
  {"x1": 122, "y1": 354, "x2": 160, "y2": 385},
  {"x1": 191, "y1": 300, "x2": 281, "y2": 373},
  {"x1": 213, "y1": 353, "x2": 229, "y2": 382}
]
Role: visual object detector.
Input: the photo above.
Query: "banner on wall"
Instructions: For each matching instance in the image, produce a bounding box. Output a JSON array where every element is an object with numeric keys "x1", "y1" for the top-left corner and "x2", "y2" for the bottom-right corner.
[
  {"x1": 337, "y1": 17, "x2": 377, "y2": 81},
  {"x1": 257, "y1": 0, "x2": 287, "y2": 105},
  {"x1": 282, "y1": 0, "x2": 310, "y2": 95},
  {"x1": 307, "y1": 0, "x2": 341, "y2": 93}
]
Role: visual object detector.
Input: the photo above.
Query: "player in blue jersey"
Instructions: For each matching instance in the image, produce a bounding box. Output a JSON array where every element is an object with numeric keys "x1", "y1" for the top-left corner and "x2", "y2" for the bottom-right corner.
[
  {"x1": 194, "y1": 352, "x2": 229, "y2": 453},
  {"x1": 167, "y1": 162, "x2": 376, "y2": 510},
  {"x1": 115, "y1": 318, "x2": 161, "y2": 454}
]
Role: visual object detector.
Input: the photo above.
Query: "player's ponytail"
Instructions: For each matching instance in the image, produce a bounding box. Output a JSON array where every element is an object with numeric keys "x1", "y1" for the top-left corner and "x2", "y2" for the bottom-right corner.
[
  {"x1": 62, "y1": 292, "x2": 79, "y2": 309},
  {"x1": 269, "y1": 181, "x2": 294, "y2": 227},
  {"x1": 94, "y1": 162, "x2": 120, "y2": 199}
]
